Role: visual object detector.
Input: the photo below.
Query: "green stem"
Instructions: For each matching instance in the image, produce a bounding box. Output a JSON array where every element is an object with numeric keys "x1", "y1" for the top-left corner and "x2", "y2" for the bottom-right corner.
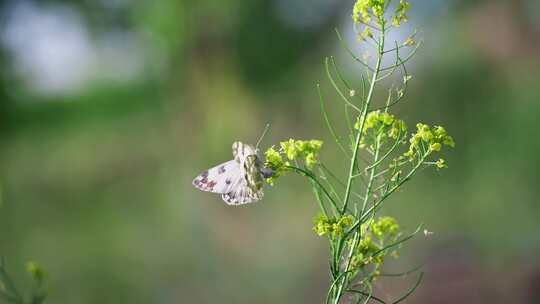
[
  {"x1": 286, "y1": 166, "x2": 340, "y2": 213},
  {"x1": 333, "y1": 17, "x2": 386, "y2": 304},
  {"x1": 340, "y1": 30, "x2": 384, "y2": 216},
  {"x1": 318, "y1": 84, "x2": 350, "y2": 157},
  {"x1": 360, "y1": 153, "x2": 429, "y2": 222},
  {"x1": 326, "y1": 271, "x2": 353, "y2": 304},
  {"x1": 333, "y1": 134, "x2": 383, "y2": 304},
  {"x1": 0, "y1": 264, "x2": 22, "y2": 303},
  {"x1": 359, "y1": 134, "x2": 382, "y2": 219},
  {"x1": 311, "y1": 180, "x2": 329, "y2": 216},
  {"x1": 333, "y1": 232, "x2": 361, "y2": 304},
  {"x1": 363, "y1": 132, "x2": 403, "y2": 173},
  {"x1": 326, "y1": 57, "x2": 361, "y2": 113},
  {"x1": 0, "y1": 290, "x2": 23, "y2": 304},
  {"x1": 392, "y1": 272, "x2": 424, "y2": 304},
  {"x1": 346, "y1": 289, "x2": 386, "y2": 304}
]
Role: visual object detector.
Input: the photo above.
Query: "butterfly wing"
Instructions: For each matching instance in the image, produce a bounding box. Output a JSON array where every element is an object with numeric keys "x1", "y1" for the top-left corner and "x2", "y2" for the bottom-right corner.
[
  {"x1": 192, "y1": 141, "x2": 265, "y2": 205},
  {"x1": 221, "y1": 142, "x2": 264, "y2": 205},
  {"x1": 192, "y1": 160, "x2": 242, "y2": 194}
]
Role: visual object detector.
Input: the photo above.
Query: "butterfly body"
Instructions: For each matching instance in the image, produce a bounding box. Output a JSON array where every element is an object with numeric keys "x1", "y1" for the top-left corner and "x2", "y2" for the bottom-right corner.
[{"x1": 193, "y1": 141, "x2": 269, "y2": 205}]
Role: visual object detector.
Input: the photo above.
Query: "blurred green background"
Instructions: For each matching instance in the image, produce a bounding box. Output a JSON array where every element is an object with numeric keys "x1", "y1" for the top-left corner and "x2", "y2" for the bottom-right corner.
[{"x1": 1, "y1": 0, "x2": 539, "y2": 303}]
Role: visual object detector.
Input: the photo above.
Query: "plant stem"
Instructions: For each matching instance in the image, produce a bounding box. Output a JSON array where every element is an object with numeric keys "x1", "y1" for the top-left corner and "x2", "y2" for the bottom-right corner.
[
  {"x1": 360, "y1": 153, "x2": 429, "y2": 222},
  {"x1": 286, "y1": 165, "x2": 340, "y2": 213},
  {"x1": 332, "y1": 18, "x2": 386, "y2": 304},
  {"x1": 340, "y1": 29, "x2": 384, "y2": 216},
  {"x1": 334, "y1": 134, "x2": 383, "y2": 304},
  {"x1": 359, "y1": 134, "x2": 382, "y2": 219},
  {"x1": 0, "y1": 264, "x2": 22, "y2": 303}
]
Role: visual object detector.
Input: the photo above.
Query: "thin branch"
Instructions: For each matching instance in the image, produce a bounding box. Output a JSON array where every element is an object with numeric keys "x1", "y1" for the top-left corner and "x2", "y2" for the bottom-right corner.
[
  {"x1": 0, "y1": 290, "x2": 22, "y2": 304},
  {"x1": 392, "y1": 272, "x2": 424, "y2": 304},
  {"x1": 372, "y1": 225, "x2": 423, "y2": 257},
  {"x1": 345, "y1": 104, "x2": 355, "y2": 142},
  {"x1": 361, "y1": 153, "x2": 428, "y2": 222},
  {"x1": 320, "y1": 164, "x2": 367, "y2": 200},
  {"x1": 380, "y1": 39, "x2": 423, "y2": 72},
  {"x1": 326, "y1": 270, "x2": 354, "y2": 304},
  {"x1": 347, "y1": 289, "x2": 387, "y2": 304},
  {"x1": 286, "y1": 165, "x2": 340, "y2": 213},
  {"x1": 335, "y1": 29, "x2": 375, "y2": 73},
  {"x1": 359, "y1": 285, "x2": 374, "y2": 304},
  {"x1": 364, "y1": 130, "x2": 404, "y2": 172},
  {"x1": 326, "y1": 57, "x2": 362, "y2": 113},
  {"x1": 0, "y1": 260, "x2": 22, "y2": 301},
  {"x1": 382, "y1": 30, "x2": 419, "y2": 54},
  {"x1": 318, "y1": 167, "x2": 343, "y2": 203},
  {"x1": 376, "y1": 41, "x2": 402, "y2": 82},
  {"x1": 372, "y1": 181, "x2": 390, "y2": 193},
  {"x1": 359, "y1": 134, "x2": 382, "y2": 219},
  {"x1": 360, "y1": 74, "x2": 367, "y2": 101},
  {"x1": 311, "y1": 179, "x2": 329, "y2": 216},
  {"x1": 318, "y1": 84, "x2": 350, "y2": 157},
  {"x1": 380, "y1": 264, "x2": 423, "y2": 278},
  {"x1": 331, "y1": 56, "x2": 353, "y2": 91},
  {"x1": 341, "y1": 40, "x2": 384, "y2": 216},
  {"x1": 355, "y1": 20, "x2": 382, "y2": 31}
]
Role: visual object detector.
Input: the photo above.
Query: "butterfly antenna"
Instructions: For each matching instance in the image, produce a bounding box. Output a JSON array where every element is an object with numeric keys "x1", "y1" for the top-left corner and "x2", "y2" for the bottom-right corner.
[{"x1": 255, "y1": 123, "x2": 271, "y2": 151}]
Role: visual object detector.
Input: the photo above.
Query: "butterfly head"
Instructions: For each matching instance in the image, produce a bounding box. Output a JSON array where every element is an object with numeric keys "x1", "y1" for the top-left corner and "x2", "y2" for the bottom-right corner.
[{"x1": 259, "y1": 166, "x2": 274, "y2": 179}]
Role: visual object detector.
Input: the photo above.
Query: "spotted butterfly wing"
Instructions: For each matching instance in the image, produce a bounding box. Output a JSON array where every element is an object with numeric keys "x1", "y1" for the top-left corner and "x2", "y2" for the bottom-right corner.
[
  {"x1": 192, "y1": 141, "x2": 264, "y2": 205},
  {"x1": 192, "y1": 159, "x2": 240, "y2": 194}
]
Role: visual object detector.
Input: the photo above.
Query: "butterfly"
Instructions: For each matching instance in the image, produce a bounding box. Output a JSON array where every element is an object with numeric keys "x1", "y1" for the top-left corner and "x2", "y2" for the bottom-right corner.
[{"x1": 192, "y1": 141, "x2": 274, "y2": 205}]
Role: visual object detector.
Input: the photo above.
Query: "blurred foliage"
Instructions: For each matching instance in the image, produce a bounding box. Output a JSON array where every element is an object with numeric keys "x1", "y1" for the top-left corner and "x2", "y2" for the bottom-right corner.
[{"x1": 0, "y1": 0, "x2": 539, "y2": 303}]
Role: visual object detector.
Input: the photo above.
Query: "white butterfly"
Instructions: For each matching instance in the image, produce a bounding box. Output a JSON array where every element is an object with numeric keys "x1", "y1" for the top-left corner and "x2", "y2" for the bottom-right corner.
[{"x1": 192, "y1": 141, "x2": 273, "y2": 205}]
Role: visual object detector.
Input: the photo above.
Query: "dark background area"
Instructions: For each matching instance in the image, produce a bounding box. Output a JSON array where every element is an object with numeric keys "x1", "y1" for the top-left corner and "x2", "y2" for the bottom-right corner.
[{"x1": 1, "y1": 0, "x2": 539, "y2": 303}]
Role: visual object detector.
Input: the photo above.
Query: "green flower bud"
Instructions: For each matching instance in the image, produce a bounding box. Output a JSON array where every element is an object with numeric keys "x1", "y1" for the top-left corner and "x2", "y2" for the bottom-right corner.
[
  {"x1": 361, "y1": 27, "x2": 373, "y2": 40},
  {"x1": 389, "y1": 119, "x2": 407, "y2": 139},
  {"x1": 433, "y1": 126, "x2": 446, "y2": 137},
  {"x1": 403, "y1": 75, "x2": 412, "y2": 83},
  {"x1": 308, "y1": 140, "x2": 323, "y2": 152},
  {"x1": 281, "y1": 139, "x2": 299, "y2": 160},
  {"x1": 444, "y1": 136, "x2": 455, "y2": 148},
  {"x1": 305, "y1": 153, "x2": 317, "y2": 168},
  {"x1": 429, "y1": 142, "x2": 442, "y2": 152},
  {"x1": 435, "y1": 158, "x2": 448, "y2": 169},
  {"x1": 339, "y1": 215, "x2": 355, "y2": 227},
  {"x1": 416, "y1": 124, "x2": 433, "y2": 142},
  {"x1": 403, "y1": 37, "x2": 415, "y2": 47},
  {"x1": 26, "y1": 261, "x2": 46, "y2": 283},
  {"x1": 265, "y1": 147, "x2": 282, "y2": 166},
  {"x1": 264, "y1": 146, "x2": 291, "y2": 186},
  {"x1": 380, "y1": 112, "x2": 394, "y2": 125}
]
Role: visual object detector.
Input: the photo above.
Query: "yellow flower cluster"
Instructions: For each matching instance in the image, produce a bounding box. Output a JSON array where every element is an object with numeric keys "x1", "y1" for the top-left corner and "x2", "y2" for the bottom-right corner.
[
  {"x1": 264, "y1": 139, "x2": 324, "y2": 185},
  {"x1": 404, "y1": 124, "x2": 455, "y2": 168},
  {"x1": 392, "y1": 0, "x2": 411, "y2": 27},
  {"x1": 352, "y1": 0, "x2": 386, "y2": 24},
  {"x1": 352, "y1": 0, "x2": 411, "y2": 27},
  {"x1": 369, "y1": 216, "x2": 399, "y2": 239},
  {"x1": 280, "y1": 139, "x2": 323, "y2": 167},
  {"x1": 355, "y1": 111, "x2": 408, "y2": 146},
  {"x1": 313, "y1": 214, "x2": 355, "y2": 238},
  {"x1": 264, "y1": 147, "x2": 290, "y2": 186},
  {"x1": 350, "y1": 217, "x2": 400, "y2": 273}
]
